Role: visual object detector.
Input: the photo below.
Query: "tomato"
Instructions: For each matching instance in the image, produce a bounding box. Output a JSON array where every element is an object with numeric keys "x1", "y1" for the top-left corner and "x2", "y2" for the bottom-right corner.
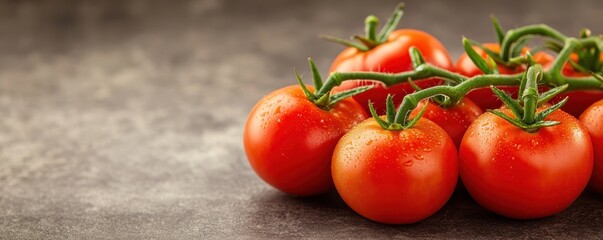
[
  {"x1": 551, "y1": 53, "x2": 603, "y2": 118},
  {"x1": 459, "y1": 108, "x2": 593, "y2": 219},
  {"x1": 409, "y1": 97, "x2": 483, "y2": 147},
  {"x1": 456, "y1": 43, "x2": 554, "y2": 110},
  {"x1": 243, "y1": 85, "x2": 369, "y2": 196},
  {"x1": 580, "y1": 99, "x2": 603, "y2": 194},
  {"x1": 330, "y1": 29, "x2": 454, "y2": 114},
  {"x1": 554, "y1": 90, "x2": 603, "y2": 118},
  {"x1": 332, "y1": 117, "x2": 458, "y2": 224}
]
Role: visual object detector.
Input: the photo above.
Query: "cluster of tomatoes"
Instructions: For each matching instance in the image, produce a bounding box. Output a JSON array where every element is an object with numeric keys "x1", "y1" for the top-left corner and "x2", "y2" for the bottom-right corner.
[{"x1": 243, "y1": 4, "x2": 603, "y2": 224}]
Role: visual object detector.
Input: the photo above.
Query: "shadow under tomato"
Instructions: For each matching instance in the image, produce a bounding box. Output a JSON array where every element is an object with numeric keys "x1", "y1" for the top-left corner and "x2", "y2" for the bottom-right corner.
[
  {"x1": 243, "y1": 189, "x2": 356, "y2": 237},
  {"x1": 243, "y1": 183, "x2": 602, "y2": 238}
]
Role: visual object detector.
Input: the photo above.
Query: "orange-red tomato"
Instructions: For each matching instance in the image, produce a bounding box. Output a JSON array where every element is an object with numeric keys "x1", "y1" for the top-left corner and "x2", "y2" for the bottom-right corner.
[
  {"x1": 580, "y1": 99, "x2": 603, "y2": 194},
  {"x1": 460, "y1": 108, "x2": 593, "y2": 219},
  {"x1": 331, "y1": 29, "x2": 454, "y2": 114},
  {"x1": 332, "y1": 117, "x2": 458, "y2": 224},
  {"x1": 244, "y1": 85, "x2": 369, "y2": 196},
  {"x1": 409, "y1": 97, "x2": 483, "y2": 147}
]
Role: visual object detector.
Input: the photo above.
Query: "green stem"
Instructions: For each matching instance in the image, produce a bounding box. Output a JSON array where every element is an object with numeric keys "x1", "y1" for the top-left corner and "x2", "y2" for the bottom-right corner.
[
  {"x1": 317, "y1": 59, "x2": 601, "y2": 103},
  {"x1": 316, "y1": 65, "x2": 466, "y2": 97},
  {"x1": 313, "y1": 32, "x2": 602, "y2": 121},
  {"x1": 393, "y1": 85, "x2": 457, "y2": 124},
  {"x1": 500, "y1": 24, "x2": 568, "y2": 61},
  {"x1": 562, "y1": 76, "x2": 603, "y2": 90},
  {"x1": 522, "y1": 65, "x2": 542, "y2": 124},
  {"x1": 549, "y1": 38, "x2": 577, "y2": 83},
  {"x1": 545, "y1": 37, "x2": 603, "y2": 88},
  {"x1": 393, "y1": 74, "x2": 521, "y2": 124}
]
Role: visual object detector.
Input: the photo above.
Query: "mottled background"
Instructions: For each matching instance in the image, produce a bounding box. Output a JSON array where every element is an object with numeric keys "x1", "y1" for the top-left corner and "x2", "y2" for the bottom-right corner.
[{"x1": 0, "y1": 0, "x2": 602, "y2": 239}]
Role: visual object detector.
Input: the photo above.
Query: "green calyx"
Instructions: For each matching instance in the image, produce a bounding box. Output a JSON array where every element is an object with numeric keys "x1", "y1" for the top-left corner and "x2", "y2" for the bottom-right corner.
[
  {"x1": 491, "y1": 15, "x2": 505, "y2": 45},
  {"x1": 369, "y1": 94, "x2": 428, "y2": 131},
  {"x1": 463, "y1": 37, "x2": 500, "y2": 75},
  {"x1": 463, "y1": 16, "x2": 528, "y2": 69},
  {"x1": 296, "y1": 58, "x2": 373, "y2": 110},
  {"x1": 489, "y1": 64, "x2": 568, "y2": 133},
  {"x1": 320, "y1": 3, "x2": 404, "y2": 51},
  {"x1": 464, "y1": 36, "x2": 534, "y2": 71}
]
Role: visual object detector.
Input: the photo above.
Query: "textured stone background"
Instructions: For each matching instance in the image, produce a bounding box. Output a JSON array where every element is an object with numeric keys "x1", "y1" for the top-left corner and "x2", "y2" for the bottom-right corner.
[{"x1": 0, "y1": 0, "x2": 602, "y2": 239}]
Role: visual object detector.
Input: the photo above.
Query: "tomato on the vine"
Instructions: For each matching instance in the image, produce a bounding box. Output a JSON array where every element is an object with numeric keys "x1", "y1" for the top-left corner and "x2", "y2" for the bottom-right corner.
[
  {"x1": 244, "y1": 85, "x2": 369, "y2": 196},
  {"x1": 456, "y1": 43, "x2": 554, "y2": 110},
  {"x1": 460, "y1": 108, "x2": 593, "y2": 219},
  {"x1": 330, "y1": 29, "x2": 454, "y2": 114},
  {"x1": 332, "y1": 117, "x2": 458, "y2": 224},
  {"x1": 580, "y1": 99, "x2": 603, "y2": 194},
  {"x1": 409, "y1": 97, "x2": 483, "y2": 147}
]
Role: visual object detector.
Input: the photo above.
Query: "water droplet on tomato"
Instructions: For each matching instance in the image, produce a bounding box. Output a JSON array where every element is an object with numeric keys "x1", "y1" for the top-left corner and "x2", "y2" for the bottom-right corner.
[
  {"x1": 413, "y1": 154, "x2": 424, "y2": 160},
  {"x1": 403, "y1": 160, "x2": 413, "y2": 167},
  {"x1": 423, "y1": 147, "x2": 432, "y2": 152}
]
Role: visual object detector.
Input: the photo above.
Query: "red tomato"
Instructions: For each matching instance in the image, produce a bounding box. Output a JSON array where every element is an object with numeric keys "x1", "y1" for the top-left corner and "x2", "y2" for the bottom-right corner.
[
  {"x1": 330, "y1": 29, "x2": 454, "y2": 114},
  {"x1": 243, "y1": 85, "x2": 369, "y2": 196},
  {"x1": 456, "y1": 43, "x2": 554, "y2": 110},
  {"x1": 409, "y1": 97, "x2": 483, "y2": 147},
  {"x1": 580, "y1": 99, "x2": 603, "y2": 194},
  {"x1": 460, "y1": 108, "x2": 593, "y2": 219},
  {"x1": 551, "y1": 53, "x2": 603, "y2": 118},
  {"x1": 332, "y1": 117, "x2": 458, "y2": 224},
  {"x1": 554, "y1": 90, "x2": 603, "y2": 118}
]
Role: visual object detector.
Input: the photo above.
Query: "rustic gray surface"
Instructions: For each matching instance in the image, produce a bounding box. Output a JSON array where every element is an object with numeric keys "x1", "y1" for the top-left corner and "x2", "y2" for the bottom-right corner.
[{"x1": 0, "y1": 0, "x2": 602, "y2": 239}]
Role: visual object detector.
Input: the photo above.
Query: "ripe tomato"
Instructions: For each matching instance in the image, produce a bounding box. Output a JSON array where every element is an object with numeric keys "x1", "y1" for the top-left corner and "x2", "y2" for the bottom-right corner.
[
  {"x1": 330, "y1": 29, "x2": 454, "y2": 114},
  {"x1": 460, "y1": 108, "x2": 593, "y2": 219},
  {"x1": 243, "y1": 85, "x2": 369, "y2": 196},
  {"x1": 456, "y1": 43, "x2": 554, "y2": 110},
  {"x1": 580, "y1": 99, "x2": 603, "y2": 194},
  {"x1": 409, "y1": 97, "x2": 483, "y2": 147},
  {"x1": 332, "y1": 117, "x2": 458, "y2": 224},
  {"x1": 551, "y1": 53, "x2": 603, "y2": 118}
]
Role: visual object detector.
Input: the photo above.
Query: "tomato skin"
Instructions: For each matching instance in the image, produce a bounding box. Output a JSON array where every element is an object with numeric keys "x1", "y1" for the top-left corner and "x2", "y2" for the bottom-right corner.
[
  {"x1": 460, "y1": 109, "x2": 593, "y2": 219},
  {"x1": 456, "y1": 43, "x2": 554, "y2": 110},
  {"x1": 330, "y1": 29, "x2": 454, "y2": 114},
  {"x1": 243, "y1": 85, "x2": 369, "y2": 196},
  {"x1": 332, "y1": 118, "x2": 458, "y2": 224},
  {"x1": 580, "y1": 99, "x2": 603, "y2": 194},
  {"x1": 409, "y1": 97, "x2": 483, "y2": 147},
  {"x1": 554, "y1": 90, "x2": 603, "y2": 118}
]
